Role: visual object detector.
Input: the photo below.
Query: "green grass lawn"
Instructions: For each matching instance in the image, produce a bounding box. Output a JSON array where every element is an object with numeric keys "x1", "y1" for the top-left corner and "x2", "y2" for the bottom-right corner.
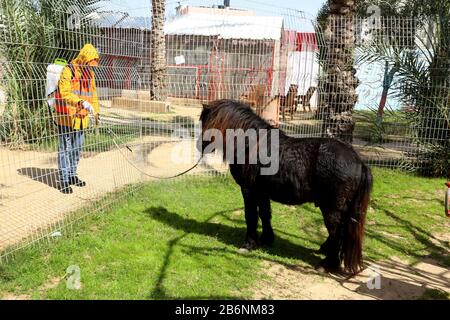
[{"x1": 0, "y1": 168, "x2": 448, "y2": 299}]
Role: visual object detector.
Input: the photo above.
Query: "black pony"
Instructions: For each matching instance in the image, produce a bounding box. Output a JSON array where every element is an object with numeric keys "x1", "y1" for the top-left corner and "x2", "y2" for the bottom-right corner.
[{"x1": 198, "y1": 99, "x2": 373, "y2": 274}]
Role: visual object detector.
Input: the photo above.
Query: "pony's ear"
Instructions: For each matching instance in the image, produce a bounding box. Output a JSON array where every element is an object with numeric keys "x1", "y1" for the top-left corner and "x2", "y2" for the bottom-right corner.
[{"x1": 202, "y1": 103, "x2": 209, "y2": 109}]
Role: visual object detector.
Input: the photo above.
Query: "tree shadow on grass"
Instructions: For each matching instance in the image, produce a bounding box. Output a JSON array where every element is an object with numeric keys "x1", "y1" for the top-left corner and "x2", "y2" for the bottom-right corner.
[{"x1": 145, "y1": 206, "x2": 321, "y2": 299}]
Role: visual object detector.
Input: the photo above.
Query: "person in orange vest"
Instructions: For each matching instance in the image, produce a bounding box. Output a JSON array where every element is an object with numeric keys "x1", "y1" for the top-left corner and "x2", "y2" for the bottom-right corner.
[{"x1": 55, "y1": 44, "x2": 100, "y2": 194}]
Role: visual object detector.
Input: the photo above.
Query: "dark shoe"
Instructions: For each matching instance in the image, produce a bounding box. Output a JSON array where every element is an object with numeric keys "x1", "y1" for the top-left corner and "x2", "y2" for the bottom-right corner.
[
  {"x1": 59, "y1": 182, "x2": 73, "y2": 194},
  {"x1": 69, "y1": 176, "x2": 86, "y2": 187}
]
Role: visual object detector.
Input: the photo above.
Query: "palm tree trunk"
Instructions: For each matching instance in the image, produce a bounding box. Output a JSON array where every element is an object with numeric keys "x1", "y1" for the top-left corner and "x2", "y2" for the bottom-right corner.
[
  {"x1": 322, "y1": 0, "x2": 358, "y2": 143},
  {"x1": 150, "y1": 0, "x2": 167, "y2": 101}
]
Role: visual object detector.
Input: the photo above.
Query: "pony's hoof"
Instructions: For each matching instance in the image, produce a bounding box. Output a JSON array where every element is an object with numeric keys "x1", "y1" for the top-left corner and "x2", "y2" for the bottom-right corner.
[
  {"x1": 316, "y1": 245, "x2": 328, "y2": 255},
  {"x1": 260, "y1": 232, "x2": 274, "y2": 246},
  {"x1": 318, "y1": 258, "x2": 341, "y2": 274},
  {"x1": 316, "y1": 240, "x2": 330, "y2": 255},
  {"x1": 238, "y1": 247, "x2": 250, "y2": 254},
  {"x1": 315, "y1": 265, "x2": 326, "y2": 273},
  {"x1": 240, "y1": 239, "x2": 258, "y2": 251},
  {"x1": 314, "y1": 247, "x2": 324, "y2": 254}
]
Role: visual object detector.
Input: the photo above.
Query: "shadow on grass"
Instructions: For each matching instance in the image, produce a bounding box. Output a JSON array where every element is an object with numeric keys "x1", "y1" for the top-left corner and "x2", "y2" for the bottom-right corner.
[
  {"x1": 367, "y1": 202, "x2": 449, "y2": 264},
  {"x1": 145, "y1": 206, "x2": 321, "y2": 299}
]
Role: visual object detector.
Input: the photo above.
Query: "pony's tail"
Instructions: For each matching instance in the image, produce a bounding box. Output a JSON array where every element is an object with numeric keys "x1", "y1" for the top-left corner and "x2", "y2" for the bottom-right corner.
[{"x1": 342, "y1": 163, "x2": 373, "y2": 274}]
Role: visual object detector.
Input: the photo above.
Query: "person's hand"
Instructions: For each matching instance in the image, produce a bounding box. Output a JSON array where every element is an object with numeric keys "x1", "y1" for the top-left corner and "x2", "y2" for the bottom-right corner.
[
  {"x1": 76, "y1": 102, "x2": 83, "y2": 113},
  {"x1": 77, "y1": 109, "x2": 88, "y2": 119},
  {"x1": 82, "y1": 101, "x2": 95, "y2": 114},
  {"x1": 95, "y1": 113, "x2": 100, "y2": 125}
]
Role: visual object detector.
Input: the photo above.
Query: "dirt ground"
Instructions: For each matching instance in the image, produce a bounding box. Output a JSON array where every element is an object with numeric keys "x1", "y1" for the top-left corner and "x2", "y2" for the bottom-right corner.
[
  {"x1": 0, "y1": 136, "x2": 226, "y2": 252},
  {"x1": 253, "y1": 256, "x2": 449, "y2": 300}
]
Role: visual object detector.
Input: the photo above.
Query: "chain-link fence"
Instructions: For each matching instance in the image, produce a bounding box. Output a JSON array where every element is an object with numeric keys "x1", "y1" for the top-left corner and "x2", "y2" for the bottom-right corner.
[{"x1": 0, "y1": 0, "x2": 448, "y2": 261}]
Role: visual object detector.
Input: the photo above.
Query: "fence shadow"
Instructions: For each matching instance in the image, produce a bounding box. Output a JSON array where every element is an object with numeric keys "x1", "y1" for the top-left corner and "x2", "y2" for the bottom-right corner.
[
  {"x1": 368, "y1": 202, "x2": 449, "y2": 261},
  {"x1": 17, "y1": 167, "x2": 59, "y2": 189}
]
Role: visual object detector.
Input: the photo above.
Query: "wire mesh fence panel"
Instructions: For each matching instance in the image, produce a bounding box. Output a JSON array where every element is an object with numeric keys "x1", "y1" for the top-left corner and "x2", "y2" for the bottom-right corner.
[
  {"x1": 0, "y1": 0, "x2": 211, "y2": 261},
  {"x1": 0, "y1": 0, "x2": 448, "y2": 260},
  {"x1": 346, "y1": 16, "x2": 448, "y2": 175},
  {"x1": 0, "y1": 1, "x2": 133, "y2": 260}
]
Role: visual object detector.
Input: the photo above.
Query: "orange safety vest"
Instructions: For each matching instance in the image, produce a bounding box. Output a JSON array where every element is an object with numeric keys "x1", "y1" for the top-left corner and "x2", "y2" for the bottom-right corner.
[{"x1": 54, "y1": 65, "x2": 96, "y2": 130}]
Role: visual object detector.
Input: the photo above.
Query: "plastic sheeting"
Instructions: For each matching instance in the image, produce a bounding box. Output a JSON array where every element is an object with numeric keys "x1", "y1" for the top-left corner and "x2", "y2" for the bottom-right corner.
[{"x1": 165, "y1": 13, "x2": 284, "y2": 40}]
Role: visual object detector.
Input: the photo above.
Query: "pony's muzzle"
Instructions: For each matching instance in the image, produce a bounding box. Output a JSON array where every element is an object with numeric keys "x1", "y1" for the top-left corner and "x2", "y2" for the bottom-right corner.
[{"x1": 196, "y1": 137, "x2": 215, "y2": 154}]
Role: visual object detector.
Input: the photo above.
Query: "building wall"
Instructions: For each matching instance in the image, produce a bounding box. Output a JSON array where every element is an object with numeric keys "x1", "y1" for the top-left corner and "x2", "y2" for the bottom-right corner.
[
  {"x1": 165, "y1": 36, "x2": 276, "y2": 101},
  {"x1": 95, "y1": 28, "x2": 281, "y2": 102}
]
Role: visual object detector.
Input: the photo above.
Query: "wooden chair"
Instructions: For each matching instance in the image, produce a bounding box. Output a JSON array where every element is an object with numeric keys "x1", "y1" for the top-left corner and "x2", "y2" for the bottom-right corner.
[
  {"x1": 279, "y1": 84, "x2": 298, "y2": 120},
  {"x1": 296, "y1": 86, "x2": 316, "y2": 113}
]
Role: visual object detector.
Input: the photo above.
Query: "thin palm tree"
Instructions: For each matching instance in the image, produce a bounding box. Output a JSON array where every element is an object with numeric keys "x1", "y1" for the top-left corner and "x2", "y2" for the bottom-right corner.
[{"x1": 150, "y1": 0, "x2": 167, "y2": 101}]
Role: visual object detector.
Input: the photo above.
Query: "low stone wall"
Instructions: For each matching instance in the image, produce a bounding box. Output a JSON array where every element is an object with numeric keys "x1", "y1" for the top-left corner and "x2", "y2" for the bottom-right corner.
[
  {"x1": 111, "y1": 97, "x2": 170, "y2": 113},
  {"x1": 109, "y1": 89, "x2": 171, "y2": 113}
]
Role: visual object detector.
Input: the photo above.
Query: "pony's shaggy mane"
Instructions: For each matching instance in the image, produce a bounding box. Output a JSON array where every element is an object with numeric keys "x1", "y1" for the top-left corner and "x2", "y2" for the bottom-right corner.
[{"x1": 201, "y1": 99, "x2": 274, "y2": 134}]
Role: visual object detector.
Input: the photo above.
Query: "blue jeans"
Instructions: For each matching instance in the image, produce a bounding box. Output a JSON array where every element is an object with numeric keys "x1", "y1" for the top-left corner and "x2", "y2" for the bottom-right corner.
[{"x1": 58, "y1": 126, "x2": 85, "y2": 184}]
